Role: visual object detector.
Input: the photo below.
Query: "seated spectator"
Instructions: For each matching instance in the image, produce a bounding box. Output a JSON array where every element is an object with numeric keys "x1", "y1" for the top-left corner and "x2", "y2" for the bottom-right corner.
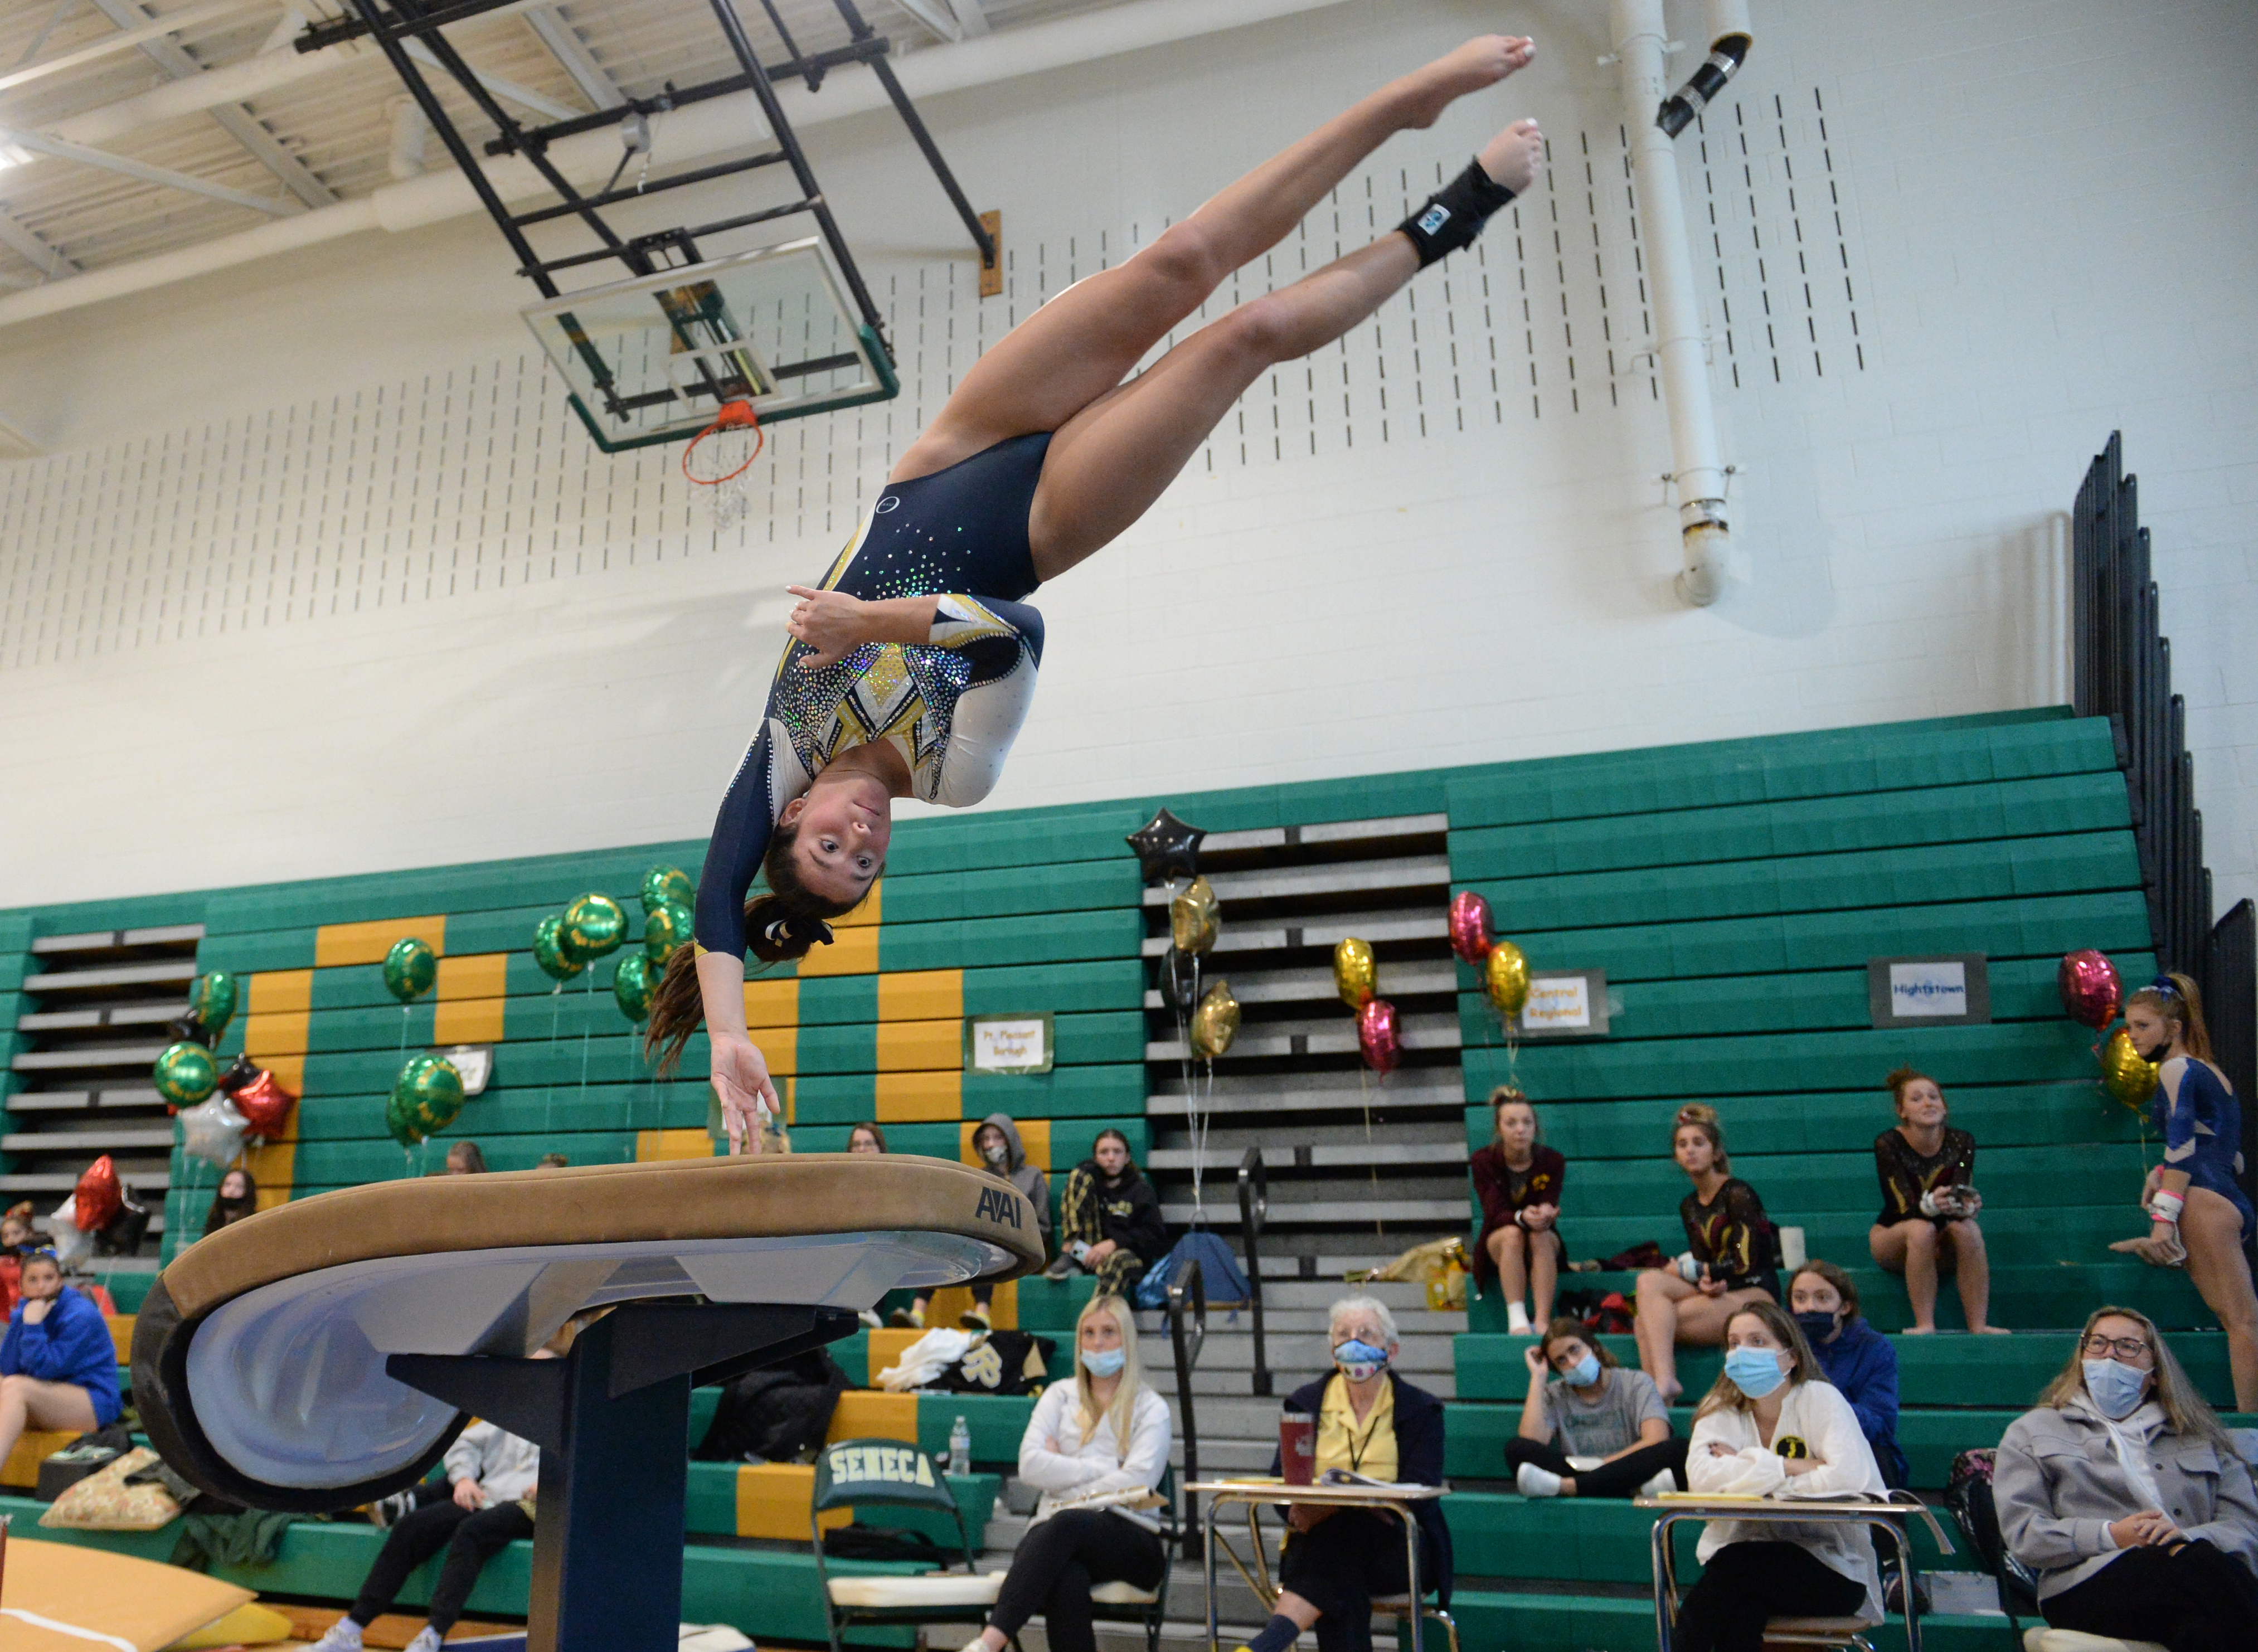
[
  {"x1": 1788, "y1": 1260, "x2": 1907, "y2": 1487},
  {"x1": 1045, "y1": 1129, "x2": 1167, "y2": 1296},
  {"x1": 846, "y1": 1123, "x2": 896, "y2": 1324},
  {"x1": 203, "y1": 1167, "x2": 258, "y2": 1237},
  {"x1": 1676, "y1": 1300, "x2": 1885, "y2": 1652},
  {"x1": 900, "y1": 1114, "x2": 1049, "y2": 1330},
  {"x1": 313, "y1": 1381, "x2": 546, "y2": 1652},
  {"x1": 1634, "y1": 1105, "x2": 1783, "y2": 1400},
  {"x1": 1239, "y1": 1296, "x2": 1452, "y2": 1652},
  {"x1": 1506, "y1": 1318, "x2": 1686, "y2": 1499},
  {"x1": 1469, "y1": 1088, "x2": 1565, "y2": 1335},
  {"x1": 1994, "y1": 1305, "x2": 2258, "y2": 1652},
  {"x1": 847, "y1": 1121, "x2": 887, "y2": 1154},
  {"x1": 1867, "y1": 1066, "x2": 2002, "y2": 1334},
  {"x1": 445, "y1": 1141, "x2": 488, "y2": 1175},
  {"x1": 0, "y1": 1250, "x2": 123, "y2": 1468},
  {"x1": 0, "y1": 1205, "x2": 36, "y2": 1321},
  {"x1": 536, "y1": 1152, "x2": 569, "y2": 1169},
  {"x1": 959, "y1": 1294, "x2": 1169, "y2": 1652}
]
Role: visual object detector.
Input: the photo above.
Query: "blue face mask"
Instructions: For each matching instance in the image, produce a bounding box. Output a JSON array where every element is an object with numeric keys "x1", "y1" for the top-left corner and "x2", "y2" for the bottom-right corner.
[
  {"x1": 1334, "y1": 1338, "x2": 1390, "y2": 1382},
  {"x1": 1080, "y1": 1346, "x2": 1126, "y2": 1378},
  {"x1": 2083, "y1": 1358, "x2": 2148, "y2": 1420},
  {"x1": 1565, "y1": 1352, "x2": 1603, "y2": 1388},
  {"x1": 1793, "y1": 1309, "x2": 1840, "y2": 1344},
  {"x1": 1723, "y1": 1346, "x2": 1789, "y2": 1399}
]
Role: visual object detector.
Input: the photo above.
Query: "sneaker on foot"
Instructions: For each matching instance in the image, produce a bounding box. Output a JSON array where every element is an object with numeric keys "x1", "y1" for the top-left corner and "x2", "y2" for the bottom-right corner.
[
  {"x1": 960, "y1": 1307, "x2": 992, "y2": 1331},
  {"x1": 1514, "y1": 1461, "x2": 1563, "y2": 1498},
  {"x1": 368, "y1": 1488, "x2": 416, "y2": 1529},
  {"x1": 404, "y1": 1628, "x2": 443, "y2": 1652},
  {"x1": 858, "y1": 1309, "x2": 884, "y2": 1329},
  {"x1": 1043, "y1": 1252, "x2": 1077, "y2": 1281},
  {"x1": 1638, "y1": 1468, "x2": 1677, "y2": 1498},
  {"x1": 309, "y1": 1620, "x2": 366, "y2": 1652},
  {"x1": 1505, "y1": 1302, "x2": 1533, "y2": 1335}
]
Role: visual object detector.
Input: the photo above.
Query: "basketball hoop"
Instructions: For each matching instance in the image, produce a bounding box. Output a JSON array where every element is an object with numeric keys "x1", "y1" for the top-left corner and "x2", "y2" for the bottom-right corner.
[{"x1": 683, "y1": 400, "x2": 765, "y2": 527}]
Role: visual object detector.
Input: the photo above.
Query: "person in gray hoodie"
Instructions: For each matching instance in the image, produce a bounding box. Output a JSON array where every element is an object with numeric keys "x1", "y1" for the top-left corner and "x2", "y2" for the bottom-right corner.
[
  {"x1": 895, "y1": 1114, "x2": 1052, "y2": 1330},
  {"x1": 1994, "y1": 1305, "x2": 2258, "y2": 1652}
]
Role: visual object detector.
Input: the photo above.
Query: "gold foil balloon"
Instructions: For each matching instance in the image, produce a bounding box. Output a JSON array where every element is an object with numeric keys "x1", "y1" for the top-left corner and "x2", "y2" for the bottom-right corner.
[
  {"x1": 560, "y1": 892, "x2": 628, "y2": 963},
  {"x1": 641, "y1": 865, "x2": 694, "y2": 914},
  {"x1": 2101, "y1": 1027, "x2": 2160, "y2": 1112},
  {"x1": 1191, "y1": 980, "x2": 1240, "y2": 1060},
  {"x1": 1334, "y1": 937, "x2": 1377, "y2": 1009},
  {"x1": 382, "y1": 936, "x2": 438, "y2": 1003},
  {"x1": 1171, "y1": 876, "x2": 1220, "y2": 956},
  {"x1": 1485, "y1": 940, "x2": 1530, "y2": 1018}
]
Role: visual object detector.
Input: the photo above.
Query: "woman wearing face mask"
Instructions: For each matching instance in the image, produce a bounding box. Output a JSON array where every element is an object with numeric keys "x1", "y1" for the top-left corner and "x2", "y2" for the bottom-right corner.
[
  {"x1": 1634, "y1": 1105, "x2": 1783, "y2": 1401},
  {"x1": 1469, "y1": 1089, "x2": 1566, "y2": 1337},
  {"x1": 1994, "y1": 1306, "x2": 2258, "y2": 1651},
  {"x1": 1504, "y1": 1319, "x2": 1685, "y2": 1499},
  {"x1": 1674, "y1": 1300, "x2": 1885, "y2": 1652},
  {"x1": 899, "y1": 1115, "x2": 1051, "y2": 1330},
  {"x1": 1237, "y1": 1297, "x2": 1451, "y2": 1652},
  {"x1": 1867, "y1": 1066, "x2": 2000, "y2": 1335},
  {"x1": 962, "y1": 1296, "x2": 1170, "y2": 1652},
  {"x1": 2110, "y1": 974, "x2": 2258, "y2": 1412},
  {"x1": 1046, "y1": 1129, "x2": 1168, "y2": 1296},
  {"x1": 1786, "y1": 1261, "x2": 1906, "y2": 1488}
]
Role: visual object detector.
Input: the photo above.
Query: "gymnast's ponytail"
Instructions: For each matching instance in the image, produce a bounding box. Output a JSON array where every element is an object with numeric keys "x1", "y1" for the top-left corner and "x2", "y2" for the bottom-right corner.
[{"x1": 642, "y1": 817, "x2": 875, "y2": 1078}]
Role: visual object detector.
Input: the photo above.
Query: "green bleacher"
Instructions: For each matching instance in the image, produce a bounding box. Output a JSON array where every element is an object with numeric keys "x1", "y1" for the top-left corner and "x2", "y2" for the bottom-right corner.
[{"x1": 3, "y1": 704, "x2": 2237, "y2": 1648}]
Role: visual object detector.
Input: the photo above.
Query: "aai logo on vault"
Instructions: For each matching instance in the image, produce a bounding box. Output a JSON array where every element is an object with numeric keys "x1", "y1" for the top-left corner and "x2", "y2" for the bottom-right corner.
[{"x1": 974, "y1": 1185, "x2": 1021, "y2": 1228}]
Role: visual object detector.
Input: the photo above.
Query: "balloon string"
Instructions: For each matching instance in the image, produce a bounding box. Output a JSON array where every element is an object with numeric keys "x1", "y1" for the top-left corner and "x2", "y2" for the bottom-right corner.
[{"x1": 575, "y1": 965, "x2": 596, "y2": 1147}]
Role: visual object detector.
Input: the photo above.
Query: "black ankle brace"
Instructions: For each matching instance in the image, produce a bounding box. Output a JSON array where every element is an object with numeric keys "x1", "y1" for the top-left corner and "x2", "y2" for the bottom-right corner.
[{"x1": 1397, "y1": 158, "x2": 1518, "y2": 268}]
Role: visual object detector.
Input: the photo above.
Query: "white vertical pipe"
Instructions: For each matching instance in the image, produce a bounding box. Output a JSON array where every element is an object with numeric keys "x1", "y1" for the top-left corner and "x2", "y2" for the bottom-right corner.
[{"x1": 1613, "y1": 0, "x2": 1730, "y2": 606}]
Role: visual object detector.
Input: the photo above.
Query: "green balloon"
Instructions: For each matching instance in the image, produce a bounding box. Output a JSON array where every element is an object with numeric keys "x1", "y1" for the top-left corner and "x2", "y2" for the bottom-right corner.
[
  {"x1": 189, "y1": 971, "x2": 239, "y2": 1039},
  {"x1": 387, "y1": 1054, "x2": 466, "y2": 1146},
  {"x1": 614, "y1": 952, "x2": 657, "y2": 1022},
  {"x1": 641, "y1": 866, "x2": 694, "y2": 914},
  {"x1": 533, "y1": 915, "x2": 583, "y2": 982},
  {"x1": 560, "y1": 892, "x2": 627, "y2": 963},
  {"x1": 153, "y1": 1041, "x2": 218, "y2": 1106},
  {"x1": 644, "y1": 899, "x2": 693, "y2": 966},
  {"x1": 383, "y1": 936, "x2": 438, "y2": 1003}
]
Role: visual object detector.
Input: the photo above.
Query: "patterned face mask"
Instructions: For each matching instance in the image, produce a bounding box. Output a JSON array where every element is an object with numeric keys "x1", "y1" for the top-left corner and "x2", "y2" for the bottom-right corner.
[{"x1": 1333, "y1": 1338, "x2": 1390, "y2": 1382}]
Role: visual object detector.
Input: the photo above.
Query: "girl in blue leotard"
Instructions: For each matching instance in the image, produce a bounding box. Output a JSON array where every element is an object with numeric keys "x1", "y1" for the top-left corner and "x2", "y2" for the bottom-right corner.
[
  {"x1": 644, "y1": 38, "x2": 1551, "y2": 1139},
  {"x1": 2117, "y1": 973, "x2": 2258, "y2": 1411}
]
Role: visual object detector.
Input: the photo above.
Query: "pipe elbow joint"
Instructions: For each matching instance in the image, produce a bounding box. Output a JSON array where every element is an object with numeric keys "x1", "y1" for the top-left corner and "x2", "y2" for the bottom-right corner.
[{"x1": 1678, "y1": 519, "x2": 1728, "y2": 607}]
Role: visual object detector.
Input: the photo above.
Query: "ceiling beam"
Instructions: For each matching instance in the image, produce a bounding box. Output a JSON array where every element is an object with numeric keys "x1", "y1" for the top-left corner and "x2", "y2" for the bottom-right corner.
[
  {"x1": 891, "y1": 0, "x2": 963, "y2": 42},
  {"x1": 0, "y1": 207, "x2": 76, "y2": 280},
  {"x1": 85, "y1": 0, "x2": 337, "y2": 211},
  {"x1": 2, "y1": 128, "x2": 294, "y2": 216},
  {"x1": 401, "y1": 35, "x2": 580, "y2": 122},
  {"x1": 0, "y1": 0, "x2": 273, "y2": 95},
  {"x1": 523, "y1": 4, "x2": 619, "y2": 110},
  {"x1": 950, "y1": 1, "x2": 992, "y2": 40}
]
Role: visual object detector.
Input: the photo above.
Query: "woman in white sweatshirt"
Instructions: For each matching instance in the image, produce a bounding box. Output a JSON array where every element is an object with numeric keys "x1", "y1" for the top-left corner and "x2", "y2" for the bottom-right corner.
[
  {"x1": 1677, "y1": 1298, "x2": 1886, "y2": 1652},
  {"x1": 962, "y1": 1294, "x2": 1172, "y2": 1652}
]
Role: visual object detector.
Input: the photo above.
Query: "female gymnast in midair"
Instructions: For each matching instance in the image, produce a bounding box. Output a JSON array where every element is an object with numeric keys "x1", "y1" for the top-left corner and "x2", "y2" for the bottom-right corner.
[{"x1": 646, "y1": 36, "x2": 1546, "y2": 1148}]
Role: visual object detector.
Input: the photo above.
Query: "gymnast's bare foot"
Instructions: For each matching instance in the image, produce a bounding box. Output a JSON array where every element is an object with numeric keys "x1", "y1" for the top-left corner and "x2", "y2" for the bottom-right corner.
[
  {"x1": 1394, "y1": 35, "x2": 1536, "y2": 129},
  {"x1": 1478, "y1": 118, "x2": 1546, "y2": 195}
]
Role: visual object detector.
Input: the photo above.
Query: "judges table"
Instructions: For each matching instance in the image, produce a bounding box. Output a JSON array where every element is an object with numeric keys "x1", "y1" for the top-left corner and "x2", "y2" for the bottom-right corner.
[
  {"x1": 1635, "y1": 1490, "x2": 1955, "y2": 1652},
  {"x1": 132, "y1": 1155, "x2": 1043, "y2": 1652},
  {"x1": 1187, "y1": 1477, "x2": 1450, "y2": 1652}
]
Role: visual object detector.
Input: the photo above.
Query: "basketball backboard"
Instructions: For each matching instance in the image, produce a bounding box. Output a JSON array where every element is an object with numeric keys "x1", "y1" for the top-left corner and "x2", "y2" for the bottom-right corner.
[{"x1": 521, "y1": 238, "x2": 897, "y2": 453}]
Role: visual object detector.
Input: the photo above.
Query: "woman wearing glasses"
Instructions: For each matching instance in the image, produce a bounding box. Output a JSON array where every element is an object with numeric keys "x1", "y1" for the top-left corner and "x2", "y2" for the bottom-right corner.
[{"x1": 1994, "y1": 1306, "x2": 2258, "y2": 1651}]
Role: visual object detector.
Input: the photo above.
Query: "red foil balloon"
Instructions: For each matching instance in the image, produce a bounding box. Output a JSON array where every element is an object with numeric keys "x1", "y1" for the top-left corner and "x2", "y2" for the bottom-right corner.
[
  {"x1": 1448, "y1": 891, "x2": 1495, "y2": 966},
  {"x1": 1357, "y1": 998, "x2": 1402, "y2": 1075},
  {"x1": 231, "y1": 1068, "x2": 297, "y2": 1140},
  {"x1": 74, "y1": 1155, "x2": 122, "y2": 1233},
  {"x1": 2057, "y1": 949, "x2": 2122, "y2": 1030}
]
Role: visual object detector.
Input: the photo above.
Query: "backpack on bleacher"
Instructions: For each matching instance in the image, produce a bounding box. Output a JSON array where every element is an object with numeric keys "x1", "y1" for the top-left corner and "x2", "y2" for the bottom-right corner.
[{"x1": 1943, "y1": 1448, "x2": 2041, "y2": 1618}]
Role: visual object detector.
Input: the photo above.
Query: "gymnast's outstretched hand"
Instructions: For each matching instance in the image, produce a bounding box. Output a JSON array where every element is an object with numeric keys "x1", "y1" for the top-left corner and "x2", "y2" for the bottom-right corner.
[{"x1": 712, "y1": 1033, "x2": 780, "y2": 1155}]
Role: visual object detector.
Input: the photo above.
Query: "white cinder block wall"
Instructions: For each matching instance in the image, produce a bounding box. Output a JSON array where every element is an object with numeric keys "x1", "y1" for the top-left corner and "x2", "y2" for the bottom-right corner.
[{"x1": 2, "y1": 0, "x2": 2254, "y2": 921}]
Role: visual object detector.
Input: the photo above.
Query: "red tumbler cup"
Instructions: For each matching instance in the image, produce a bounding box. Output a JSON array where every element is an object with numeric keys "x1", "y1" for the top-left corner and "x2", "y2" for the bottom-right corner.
[{"x1": 1280, "y1": 1409, "x2": 1315, "y2": 1485}]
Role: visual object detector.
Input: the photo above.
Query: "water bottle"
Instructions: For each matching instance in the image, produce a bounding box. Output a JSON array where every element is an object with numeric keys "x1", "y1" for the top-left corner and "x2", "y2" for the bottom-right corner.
[{"x1": 948, "y1": 1415, "x2": 971, "y2": 1478}]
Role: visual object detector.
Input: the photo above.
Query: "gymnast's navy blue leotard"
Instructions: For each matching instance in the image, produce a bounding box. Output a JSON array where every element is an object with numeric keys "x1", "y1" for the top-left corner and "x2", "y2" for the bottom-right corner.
[
  {"x1": 2152, "y1": 1056, "x2": 2253, "y2": 1238},
  {"x1": 692, "y1": 433, "x2": 1052, "y2": 959}
]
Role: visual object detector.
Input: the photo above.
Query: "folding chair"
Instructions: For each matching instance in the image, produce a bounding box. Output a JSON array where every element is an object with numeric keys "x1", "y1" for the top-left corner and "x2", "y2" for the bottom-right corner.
[
  {"x1": 811, "y1": 1436, "x2": 1002, "y2": 1652},
  {"x1": 1085, "y1": 1464, "x2": 1180, "y2": 1652}
]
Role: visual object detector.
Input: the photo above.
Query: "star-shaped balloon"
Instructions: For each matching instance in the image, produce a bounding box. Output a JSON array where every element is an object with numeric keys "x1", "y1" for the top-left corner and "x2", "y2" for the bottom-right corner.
[
  {"x1": 1125, "y1": 807, "x2": 1206, "y2": 885},
  {"x1": 179, "y1": 1094, "x2": 250, "y2": 1169}
]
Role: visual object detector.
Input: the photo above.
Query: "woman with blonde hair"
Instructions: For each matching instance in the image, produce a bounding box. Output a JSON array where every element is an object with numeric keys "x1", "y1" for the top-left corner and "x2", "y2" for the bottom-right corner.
[
  {"x1": 963, "y1": 1295, "x2": 1171, "y2": 1652},
  {"x1": 1634, "y1": 1105, "x2": 1783, "y2": 1400},
  {"x1": 2112, "y1": 974, "x2": 2258, "y2": 1411},
  {"x1": 1994, "y1": 1305, "x2": 2258, "y2": 1650},
  {"x1": 1674, "y1": 1299, "x2": 1886, "y2": 1652},
  {"x1": 1469, "y1": 1089, "x2": 1567, "y2": 1335}
]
